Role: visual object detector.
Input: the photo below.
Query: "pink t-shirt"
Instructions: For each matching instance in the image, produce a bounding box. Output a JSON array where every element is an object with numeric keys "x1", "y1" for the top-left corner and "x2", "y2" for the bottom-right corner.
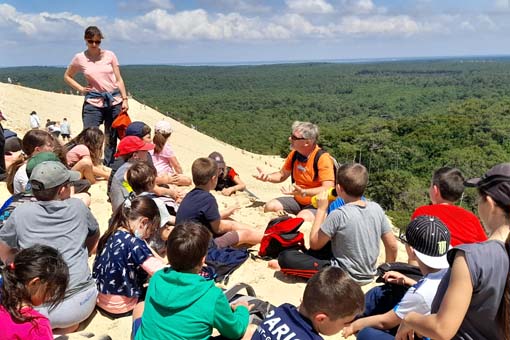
[
  {"x1": 66, "y1": 144, "x2": 91, "y2": 167},
  {"x1": 0, "y1": 305, "x2": 53, "y2": 340},
  {"x1": 151, "y1": 143, "x2": 176, "y2": 175},
  {"x1": 70, "y1": 50, "x2": 123, "y2": 108}
]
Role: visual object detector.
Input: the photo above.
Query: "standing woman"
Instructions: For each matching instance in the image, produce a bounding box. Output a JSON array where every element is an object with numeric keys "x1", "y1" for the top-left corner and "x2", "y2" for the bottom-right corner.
[
  {"x1": 396, "y1": 163, "x2": 510, "y2": 340},
  {"x1": 64, "y1": 26, "x2": 129, "y2": 167}
]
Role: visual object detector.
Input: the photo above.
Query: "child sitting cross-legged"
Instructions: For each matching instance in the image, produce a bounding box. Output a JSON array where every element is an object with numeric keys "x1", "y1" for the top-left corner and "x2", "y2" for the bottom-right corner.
[
  {"x1": 134, "y1": 222, "x2": 251, "y2": 340},
  {"x1": 93, "y1": 196, "x2": 166, "y2": 319},
  {"x1": 176, "y1": 157, "x2": 263, "y2": 248},
  {"x1": 342, "y1": 215, "x2": 450, "y2": 339},
  {"x1": 0, "y1": 244, "x2": 68, "y2": 340},
  {"x1": 250, "y1": 266, "x2": 364, "y2": 339}
]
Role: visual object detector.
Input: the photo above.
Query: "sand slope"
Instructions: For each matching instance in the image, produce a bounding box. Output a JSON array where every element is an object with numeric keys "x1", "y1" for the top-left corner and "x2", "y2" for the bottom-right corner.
[{"x1": 0, "y1": 82, "x2": 404, "y2": 340}]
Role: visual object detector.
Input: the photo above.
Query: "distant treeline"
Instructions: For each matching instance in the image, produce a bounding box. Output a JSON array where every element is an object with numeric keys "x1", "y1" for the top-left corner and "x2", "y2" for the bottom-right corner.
[{"x1": 2, "y1": 59, "x2": 510, "y2": 227}]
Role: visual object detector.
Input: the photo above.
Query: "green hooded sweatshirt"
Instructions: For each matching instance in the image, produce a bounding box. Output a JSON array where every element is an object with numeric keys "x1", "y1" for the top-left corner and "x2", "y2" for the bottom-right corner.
[{"x1": 135, "y1": 268, "x2": 249, "y2": 340}]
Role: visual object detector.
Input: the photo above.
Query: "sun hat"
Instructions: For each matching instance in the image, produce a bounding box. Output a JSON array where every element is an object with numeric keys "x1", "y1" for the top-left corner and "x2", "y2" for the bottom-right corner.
[
  {"x1": 465, "y1": 163, "x2": 510, "y2": 206},
  {"x1": 401, "y1": 215, "x2": 450, "y2": 269},
  {"x1": 125, "y1": 121, "x2": 148, "y2": 138},
  {"x1": 208, "y1": 151, "x2": 225, "y2": 167},
  {"x1": 154, "y1": 120, "x2": 173, "y2": 135},
  {"x1": 26, "y1": 152, "x2": 61, "y2": 177},
  {"x1": 114, "y1": 136, "x2": 154, "y2": 158},
  {"x1": 30, "y1": 161, "x2": 81, "y2": 191}
]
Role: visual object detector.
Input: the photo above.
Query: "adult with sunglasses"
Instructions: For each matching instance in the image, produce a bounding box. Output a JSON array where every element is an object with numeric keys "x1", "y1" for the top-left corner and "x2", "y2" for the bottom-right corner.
[
  {"x1": 395, "y1": 163, "x2": 510, "y2": 340},
  {"x1": 253, "y1": 121, "x2": 335, "y2": 222},
  {"x1": 64, "y1": 26, "x2": 128, "y2": 167}
]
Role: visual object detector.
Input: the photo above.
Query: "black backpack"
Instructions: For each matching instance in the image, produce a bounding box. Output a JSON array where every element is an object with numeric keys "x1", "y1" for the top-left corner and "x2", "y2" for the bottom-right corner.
[
  {"x1": 205, "y1": 242, "x2": 249, "y2": 284},
  {"x1": 290, "y1": 149, "x2": 339, "y2": 183}
]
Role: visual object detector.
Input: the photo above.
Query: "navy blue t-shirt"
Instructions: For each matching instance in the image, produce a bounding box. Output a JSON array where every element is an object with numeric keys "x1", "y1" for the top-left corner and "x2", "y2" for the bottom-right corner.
[
  {"x1": 252, "y1": 303, "x2": 322, "y2": 340},
  {"x1": 175, "y1": 188, "x2": 221, "y2": 232}
]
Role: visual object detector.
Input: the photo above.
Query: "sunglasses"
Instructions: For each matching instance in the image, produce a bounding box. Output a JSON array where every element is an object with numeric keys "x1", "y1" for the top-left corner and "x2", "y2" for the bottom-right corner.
[
  {"x1": 290, "y1": 134, "x2": 306, "y2": 141},
  {"x1": 87, "y1": 40, "x2": 101, "y2": 45}
]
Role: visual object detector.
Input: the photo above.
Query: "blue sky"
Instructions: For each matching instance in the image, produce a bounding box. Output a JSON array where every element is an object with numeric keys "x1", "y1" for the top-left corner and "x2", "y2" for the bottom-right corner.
[{"x1": 0, "y1": 0, "x2": 509, "y2": 66}]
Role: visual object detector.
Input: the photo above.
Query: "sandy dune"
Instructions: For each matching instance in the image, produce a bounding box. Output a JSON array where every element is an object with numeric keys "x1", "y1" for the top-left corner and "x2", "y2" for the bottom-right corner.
[{"x1": 0, "y1": 82, "x2": 404, "y2": 340}]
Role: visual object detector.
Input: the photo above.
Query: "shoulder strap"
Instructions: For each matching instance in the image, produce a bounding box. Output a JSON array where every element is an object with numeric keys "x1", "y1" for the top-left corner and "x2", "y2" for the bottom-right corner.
[
  {"x1": 313, "y1": 149, "x2": 327, "y2": 181},
  {"x1": 290, "y1": 151, "x2": 298, "y2": 184}
]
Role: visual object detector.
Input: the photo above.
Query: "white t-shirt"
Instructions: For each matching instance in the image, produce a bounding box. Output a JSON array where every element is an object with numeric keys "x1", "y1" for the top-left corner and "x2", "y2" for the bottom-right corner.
[
  {"x1": 13, "y1": 163, "x2": 29, "y2": 194},
  {"x1": 394, "y1": 268, "x2": 447, "y2": 319}
]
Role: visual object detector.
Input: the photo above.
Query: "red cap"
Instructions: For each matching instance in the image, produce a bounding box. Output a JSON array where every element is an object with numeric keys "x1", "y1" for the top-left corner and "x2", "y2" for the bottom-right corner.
[{"x1": 115, "y1": 136, "x2": 154, "y2": 157}]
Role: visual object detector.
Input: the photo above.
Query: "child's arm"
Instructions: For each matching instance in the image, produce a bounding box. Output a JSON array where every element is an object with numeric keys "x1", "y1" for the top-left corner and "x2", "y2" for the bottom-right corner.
[
  {"x1": 382, "y1": 231, "x2": 398, "y2": 263},
  {"x1": 395, "y1": 252, "x2": 472, "y2": 340},
  {"x1": 168, "y1": 156, "x2": 183, "y2": 174},
  {"x1": 343, "y1": 310, "x2": 402, "y2": 337},
  {"x1": 86, "y1": 229, "x2": 100, "y2": 256},
  {"x1": 220, "y1": 204, "x2": 240, "y2": 219},
  {"x1": 141, "y1": 256, "x2": 166, "y2": 275},
  {"x1": 221, "y1": 173, "x2": 246, "y2": 196},
  {"x1": 213, "y1": 294, "x2": 250, "y2": 340},
  {"x1": 309, "y1": 190, "x2": 332, "y2": 250}
]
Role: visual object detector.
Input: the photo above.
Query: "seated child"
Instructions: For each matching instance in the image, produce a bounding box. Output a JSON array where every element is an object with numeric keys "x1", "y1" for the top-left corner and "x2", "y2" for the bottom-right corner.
[
  {"x1": 412, "y1": 166, "x2": 486, "y2": 246},
  {"x1": 150, "y1": 120, "x2": 192, "y2": 186},
  {"x1": 176, "y1": 157, "x2": 263, "y2": 248},
  {"x1": 126, "y1": 161, "x2": 177, "y2": 253},
  {"x1": 251, "y1": 267, "x2": 364, "y2": 339},
  {"x1": 0, "y1": 161, "x2": 99, "y2": 334},
  {"x1": 125, "y1": 121, "x2": 152, "y2": 143},
  {"x1": 276, "y1": 163, "x2": 398, "y2": 284},
  {"x1": 109, "y1": 136, "x2": 183, "y2": 212},
  {"x1": 209, "y1": 151, "x2": 246, "y2": 196},
  {"x1": 93, "y1": 196, "x2": 166, "y2": 318},
  {"x1": 342, "y1": 215, "x2": 450, "y2": 339},
  {"x1": 0, "y1": 244, "x2": 69, "y2": 340},
  {"x1": 65, "y1": 127, "x2": 111, "y2": 183},
  {"x1": 134, "y1": 222, "x2": 250, "y2": 340}
]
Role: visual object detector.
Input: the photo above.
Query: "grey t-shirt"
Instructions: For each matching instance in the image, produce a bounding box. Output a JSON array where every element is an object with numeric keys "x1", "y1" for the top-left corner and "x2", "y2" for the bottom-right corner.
[
  {"x1": 431, "y1": 241, "x2": 508, "y2": 340},
  {"x1": 109, "y1": 161, "x2": 132, "y2": 211},
  {"x1": 0, "y1": 198, "x2": 99, "y2": 292},
  {"x1": 321, "y1": 201, "x2": 391, "y2": 284}
]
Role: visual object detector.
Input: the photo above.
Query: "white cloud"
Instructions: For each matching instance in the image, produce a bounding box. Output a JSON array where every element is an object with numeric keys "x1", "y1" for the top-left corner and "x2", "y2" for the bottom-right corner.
[
  {"x1": 338, "y1": 0, "x2": 378, "y2": 14},
  {"x1": 118, "y1": 0, "x2": 174, "y2": 12},
  {"x1": 336, "y1": 15, "x2": 420, "y2": 36},
  {"x1": 285, "y1": 0, "x2": 334, "y2": 14},
  {"x1": 198, "y1": 0, "x2": 272, "y2": 14},
  {"x1": 0, "y1": 4, "x2": 100, "y2": 41}
]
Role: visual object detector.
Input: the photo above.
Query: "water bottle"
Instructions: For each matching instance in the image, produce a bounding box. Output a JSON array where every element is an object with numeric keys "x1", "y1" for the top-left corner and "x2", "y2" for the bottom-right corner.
[{"x1": 311, "y1": 187, "x2": 337, "y2": 208}]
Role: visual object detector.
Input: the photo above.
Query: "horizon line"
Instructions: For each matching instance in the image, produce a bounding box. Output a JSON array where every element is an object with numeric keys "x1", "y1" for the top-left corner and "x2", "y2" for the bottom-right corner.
[{"x1": 2, "y1": 53, "x2": 510, "y2": 69}]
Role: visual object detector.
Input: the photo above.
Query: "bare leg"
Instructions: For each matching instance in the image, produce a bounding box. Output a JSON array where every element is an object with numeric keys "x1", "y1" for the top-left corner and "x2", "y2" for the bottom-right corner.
[
  {"x1": 264, "y1": 199, "x2": 285, "y2": 213},
  {"x1": 72, "y1": 158, "x2": 96, "y2": 184}
]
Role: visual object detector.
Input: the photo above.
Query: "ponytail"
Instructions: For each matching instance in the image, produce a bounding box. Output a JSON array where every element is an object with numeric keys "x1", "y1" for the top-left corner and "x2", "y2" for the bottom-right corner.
[
  {"x1": 498, "y1": 232, "x2": 510, "y2": 340},
  {"x1": 153, "y1": 131, "x2": 170, "y2": 154}
]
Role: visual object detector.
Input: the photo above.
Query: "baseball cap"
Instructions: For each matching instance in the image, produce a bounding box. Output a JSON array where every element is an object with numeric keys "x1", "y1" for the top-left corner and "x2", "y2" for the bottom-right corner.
[
  {"x1": 208, "y1": 151, "x2": 225, "y2": 167},
  {"x1": 401, "y1": 215, "x2": 450, "y2": 269},
  {"x1": 30, "y1": 161, "x2": 81, "y2": 191},
  {"x1": 465, "y1": 163, "x2": 510, "y2": 206},
  {"x1": 115, "y1": 136, "x2": 154, "y2": 158},
  {"x1": 154, "y1": 120, "x2": 173, "y2": 134},
  {"x1": 126, "y1": 121, "x2": 148, "y2": 138},
  {"x1": 26, "y1": 152, "x2": 60, "y2": 177}
]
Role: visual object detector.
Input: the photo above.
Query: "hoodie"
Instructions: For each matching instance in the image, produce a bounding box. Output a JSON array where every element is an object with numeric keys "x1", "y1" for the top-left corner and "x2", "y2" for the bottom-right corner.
[{"x1": 135, "y1": 267, "x2": 249, "y2": 340}]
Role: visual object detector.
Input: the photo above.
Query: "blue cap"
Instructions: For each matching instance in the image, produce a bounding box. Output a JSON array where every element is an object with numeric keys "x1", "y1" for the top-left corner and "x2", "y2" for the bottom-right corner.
[{"x1": 125, "y1": 121, "x2": 148, "y2": 138}]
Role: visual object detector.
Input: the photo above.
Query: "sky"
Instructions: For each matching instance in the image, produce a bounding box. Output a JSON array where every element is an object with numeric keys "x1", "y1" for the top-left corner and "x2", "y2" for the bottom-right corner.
[{"x1": 0, "y1": 0, "x2": 510, "y2": 66}]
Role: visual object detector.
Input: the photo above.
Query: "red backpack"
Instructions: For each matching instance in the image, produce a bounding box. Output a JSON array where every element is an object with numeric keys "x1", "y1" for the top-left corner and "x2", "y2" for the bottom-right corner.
[{"x1": 258, "y1": 216, "x2": 306, "y2": 258}]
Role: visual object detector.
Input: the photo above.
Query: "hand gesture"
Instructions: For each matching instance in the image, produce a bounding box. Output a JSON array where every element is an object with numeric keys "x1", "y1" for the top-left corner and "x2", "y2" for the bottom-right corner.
[
  {"x1": 281, "y1": 184, "x2": 304, "y2": 196},
  {"x1": 80, "y1": 86, "x2": 93, "y2": 95},
  {"x1": 253, "y1": 167, "x2": 270, "y2": 182}
]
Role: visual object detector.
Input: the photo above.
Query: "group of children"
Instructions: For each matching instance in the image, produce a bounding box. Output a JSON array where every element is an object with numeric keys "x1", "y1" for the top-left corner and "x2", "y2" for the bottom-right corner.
[{"x1": 1, "y1": 117, "x2": 510, "y2": 340}]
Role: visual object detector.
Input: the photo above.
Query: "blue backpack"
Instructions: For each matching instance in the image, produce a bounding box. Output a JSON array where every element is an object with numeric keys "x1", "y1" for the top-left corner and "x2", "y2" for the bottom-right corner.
[{"x1": 205, "y1": 242, "x2": 249, "y2": 284}]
